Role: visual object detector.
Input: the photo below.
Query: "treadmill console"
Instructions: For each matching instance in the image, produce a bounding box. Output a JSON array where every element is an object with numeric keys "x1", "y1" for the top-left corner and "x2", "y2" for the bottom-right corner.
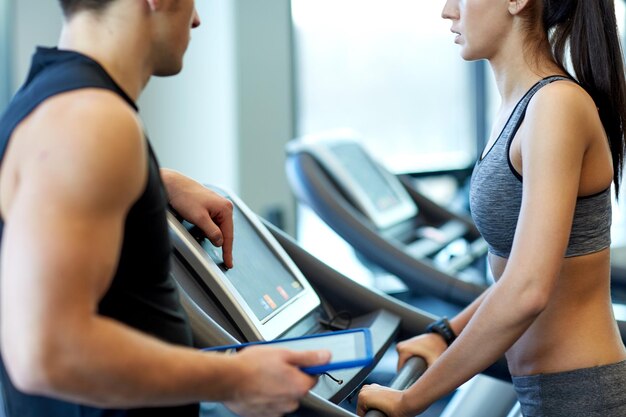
[
  {"x1": 168, "y1": 187, "x2": 321, "y2": 342},
  {"x1": 167, "y1": 184, "x2": 408, "y2": 407},
  {"x1": 287, "y1": 132, "x2": 418, "y2": 230}
]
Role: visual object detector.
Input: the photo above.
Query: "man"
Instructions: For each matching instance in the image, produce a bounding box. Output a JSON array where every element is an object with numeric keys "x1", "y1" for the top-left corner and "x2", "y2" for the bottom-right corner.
[{"x1": 0, "y1": 1, "x2": 329, "y2": 416}]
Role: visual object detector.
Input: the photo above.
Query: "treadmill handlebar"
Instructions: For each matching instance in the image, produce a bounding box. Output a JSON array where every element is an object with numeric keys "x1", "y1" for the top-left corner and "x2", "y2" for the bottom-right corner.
[{"x1": 363, "y1": 356, "x2": 427, "y2": 417}]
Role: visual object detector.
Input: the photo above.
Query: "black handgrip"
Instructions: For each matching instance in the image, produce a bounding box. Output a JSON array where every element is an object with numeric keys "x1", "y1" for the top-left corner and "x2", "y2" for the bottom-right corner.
[{"x1": 363, "y1": 357, "x2": 427, "y2": 417}]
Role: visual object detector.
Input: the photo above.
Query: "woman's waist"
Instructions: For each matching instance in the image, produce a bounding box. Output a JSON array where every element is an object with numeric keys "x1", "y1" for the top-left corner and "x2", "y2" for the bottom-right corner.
[
  {"x1": 506, "y1": 302, "x2": 625, "y2": 376},
  {"x1": 488, "y1": 247, "x2": 611, "y2": 280}
]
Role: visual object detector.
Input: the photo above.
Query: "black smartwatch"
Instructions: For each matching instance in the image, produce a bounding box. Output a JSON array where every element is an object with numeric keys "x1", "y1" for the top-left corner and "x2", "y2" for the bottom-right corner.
[{"x1": 426, "y1": 317, "x2": 457, "y2": 346}]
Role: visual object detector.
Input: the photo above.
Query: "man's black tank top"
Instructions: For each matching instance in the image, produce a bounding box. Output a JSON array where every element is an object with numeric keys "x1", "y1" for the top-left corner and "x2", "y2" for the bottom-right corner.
[{"x1": 0, "y1": 47, "x2": 199, "y2": 417}]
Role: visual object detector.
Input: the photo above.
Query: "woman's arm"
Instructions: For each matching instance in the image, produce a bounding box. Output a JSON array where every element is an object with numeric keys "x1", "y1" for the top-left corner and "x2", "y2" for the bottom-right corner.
[
  {"x1": 449, "y1": 286, "x2": 491, "y2": 335},
  {"x1": 395, "y1": 288, "x2": 491, "y2": 369}
]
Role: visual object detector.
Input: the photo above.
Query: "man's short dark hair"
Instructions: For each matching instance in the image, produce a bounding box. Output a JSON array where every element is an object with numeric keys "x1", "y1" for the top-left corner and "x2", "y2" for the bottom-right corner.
[{"x1": 58, "y1": 0, "x2": 117, "y2": 17}]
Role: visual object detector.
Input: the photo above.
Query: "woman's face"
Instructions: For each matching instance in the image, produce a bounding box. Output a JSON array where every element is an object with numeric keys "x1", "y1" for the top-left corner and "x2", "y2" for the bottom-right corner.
[{"x1": 441, "y1": 0, "x2": 514, "y2": 61}]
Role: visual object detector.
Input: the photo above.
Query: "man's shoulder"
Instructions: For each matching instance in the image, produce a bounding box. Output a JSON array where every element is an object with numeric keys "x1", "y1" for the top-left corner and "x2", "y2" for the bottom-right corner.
[
  {"x1": 36, "y1": 88, "x2": 141, "y2": 133},
  {"x1": 17, "y1": 88, "x2": 145, "y2": 162},
  {"x1": 7, "y1": 88, "x2": 148, "y2": 213}
]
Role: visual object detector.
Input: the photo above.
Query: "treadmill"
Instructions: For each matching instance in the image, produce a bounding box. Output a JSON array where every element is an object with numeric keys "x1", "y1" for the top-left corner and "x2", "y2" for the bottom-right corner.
[
  {"x1": 167, "y1": 185, "x2": 516, "y2": 417},
  {"x1": 613, "y1": 246, "x2": 626, "y2": 286},
  {"x1": 284, "y1": 132, "x2": 626, "y2": 416},
  {"x1": 286, "y1": 132, "x2": 489, "y2": 307}
]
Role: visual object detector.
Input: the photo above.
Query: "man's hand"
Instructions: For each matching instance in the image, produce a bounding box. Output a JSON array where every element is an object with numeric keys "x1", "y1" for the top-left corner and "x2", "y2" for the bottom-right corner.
[
  {"x1": 161, "y1": 169, "x2": 234, "y2": 268},
  {"x1": 224, "y1": 346, "x2": 331, "y2": 417}
]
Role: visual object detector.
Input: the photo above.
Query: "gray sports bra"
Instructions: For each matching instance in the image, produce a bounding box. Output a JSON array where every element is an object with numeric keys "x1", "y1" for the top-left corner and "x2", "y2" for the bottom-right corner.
[{"x1": 469, "y1": 76, "x2": 612, "y2": 258}]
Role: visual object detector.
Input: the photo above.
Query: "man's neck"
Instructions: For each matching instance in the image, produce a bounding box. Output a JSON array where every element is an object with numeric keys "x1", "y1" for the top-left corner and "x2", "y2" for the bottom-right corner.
[{"x1": 57, "y1": 7, "x2": 153, "y2": 102}]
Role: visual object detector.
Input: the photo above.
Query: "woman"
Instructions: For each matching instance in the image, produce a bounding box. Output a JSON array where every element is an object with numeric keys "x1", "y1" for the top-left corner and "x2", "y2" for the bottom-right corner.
[{"x1": 357, "y1": 0, "x2": 626, "y2": 416}]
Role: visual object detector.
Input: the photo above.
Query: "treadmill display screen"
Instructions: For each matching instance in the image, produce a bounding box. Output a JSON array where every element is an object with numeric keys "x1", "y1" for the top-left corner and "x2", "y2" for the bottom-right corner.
[
  {"x1": 330, "y1": 143, "x2": 401, "y2": 212},
  {"x1": 192, "y1": 206, "x2": 304, "y2": 322}
]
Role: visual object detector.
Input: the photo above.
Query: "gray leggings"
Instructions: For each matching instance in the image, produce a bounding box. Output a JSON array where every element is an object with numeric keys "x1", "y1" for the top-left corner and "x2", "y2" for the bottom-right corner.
[{"x1": 512, "y1": 360, "x2": 626, "y2": 417}]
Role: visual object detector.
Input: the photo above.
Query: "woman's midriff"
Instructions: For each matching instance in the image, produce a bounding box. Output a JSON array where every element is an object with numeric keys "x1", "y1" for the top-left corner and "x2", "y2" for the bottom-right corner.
[{"x1": 488, "y1": 249, "x2": 626, "y2": 376}]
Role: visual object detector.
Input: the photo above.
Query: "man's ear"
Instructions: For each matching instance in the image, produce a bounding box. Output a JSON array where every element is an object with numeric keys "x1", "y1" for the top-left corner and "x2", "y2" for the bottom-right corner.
[
  {"x1": 508, "y1": 0, "x2": 531, "y2": 15},
  {"x1": 145, "y1": 0, "x2": 160, "y2": 12}
]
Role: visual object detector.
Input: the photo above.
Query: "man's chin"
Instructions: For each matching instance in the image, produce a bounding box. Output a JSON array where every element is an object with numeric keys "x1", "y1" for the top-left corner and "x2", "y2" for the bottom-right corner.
[{"x1": 153, "y1": 63, "x2": 184, "y2": 77}]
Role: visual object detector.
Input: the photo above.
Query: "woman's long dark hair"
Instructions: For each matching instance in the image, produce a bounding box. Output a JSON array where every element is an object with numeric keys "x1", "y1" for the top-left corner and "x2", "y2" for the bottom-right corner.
[{"x1": 544, "y1": 0, "x2": 626, "y2": 196}]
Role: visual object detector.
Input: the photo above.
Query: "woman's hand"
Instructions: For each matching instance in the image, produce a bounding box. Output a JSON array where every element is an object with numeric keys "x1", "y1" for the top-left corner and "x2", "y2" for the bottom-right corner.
[
  {"x1": 354, "y1": 334, "x2": 446, "y2": 416},
  {"x1": 396, "y1": 333, "x2": 447, "y2": 370},
  {"x1": 356, "y1": 384, "x2": 420, "y2": 417}
]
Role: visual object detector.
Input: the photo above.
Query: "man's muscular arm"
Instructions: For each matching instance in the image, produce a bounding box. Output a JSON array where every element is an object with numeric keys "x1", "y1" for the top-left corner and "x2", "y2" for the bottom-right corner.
[{"x1": 0, "y1": 90, "x2": 327, "y2": 413}]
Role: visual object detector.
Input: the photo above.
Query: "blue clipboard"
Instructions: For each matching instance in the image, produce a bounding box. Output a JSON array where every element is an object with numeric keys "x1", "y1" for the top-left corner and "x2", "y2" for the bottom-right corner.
[{"x1": 203, "y1": 328, "x2": 374, "y2": 374}]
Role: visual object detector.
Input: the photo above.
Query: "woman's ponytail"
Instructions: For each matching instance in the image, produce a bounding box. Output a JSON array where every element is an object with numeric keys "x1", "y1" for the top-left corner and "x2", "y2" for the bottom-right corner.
[{"x1": 545, "y1": 0, "x2": 626, "y2": 195}]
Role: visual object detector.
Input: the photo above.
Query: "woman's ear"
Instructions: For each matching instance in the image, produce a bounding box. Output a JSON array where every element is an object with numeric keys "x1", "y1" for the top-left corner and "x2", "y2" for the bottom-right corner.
[{"x1": 508, "y1": 0, "x2": 531, "y2": 15}]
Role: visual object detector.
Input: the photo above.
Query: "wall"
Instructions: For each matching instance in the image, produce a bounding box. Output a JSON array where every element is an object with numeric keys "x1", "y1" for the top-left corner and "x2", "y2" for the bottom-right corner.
[
  {"x1": 12, "y1": 0, "x2": 62, "y2": 91},
  {"x1": 0, "y1": 0, "x2": 63, "y2": 109},
  {"x1": 140, "y1": 0, "x2": 238, "y2": 192},
  {"x1": 234, "y1": 0, "x2": 295, "y2": 232},
  {"x1": 144, "y1": 0, "x2": 295, "y2": 232},
  {"x1": 0, "y1": 0, "x2": 13, "y2": 110},
  {"x1": 140, "y1": 0, "x2": 295, "y2": 232}
]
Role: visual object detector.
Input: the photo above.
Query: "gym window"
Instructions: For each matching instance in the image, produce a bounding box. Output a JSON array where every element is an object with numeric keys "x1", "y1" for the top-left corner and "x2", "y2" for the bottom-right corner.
[{"x1": 291, "y1": 0, "x2": 479, "y2": 175}]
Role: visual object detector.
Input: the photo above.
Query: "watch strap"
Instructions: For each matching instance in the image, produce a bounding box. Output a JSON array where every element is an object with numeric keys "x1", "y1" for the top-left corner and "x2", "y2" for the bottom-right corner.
[{"x1": 426, "y1": 317, "x2": 457, "y2": 346}]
